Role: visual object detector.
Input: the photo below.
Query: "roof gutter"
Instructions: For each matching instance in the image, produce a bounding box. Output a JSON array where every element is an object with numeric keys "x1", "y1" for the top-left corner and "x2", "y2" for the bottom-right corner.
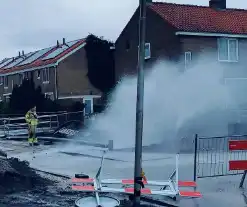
[
  {"x1": 58, "y1": 95, "x2": 101, "y2": 100},
  {"x1": 175, "y1": 31, "x2": 247, "y2": 39}
]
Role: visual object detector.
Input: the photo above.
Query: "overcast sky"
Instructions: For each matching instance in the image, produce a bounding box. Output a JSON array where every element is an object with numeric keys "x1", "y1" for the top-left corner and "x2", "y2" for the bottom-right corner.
[{"x1": 0, "y1": 0, "x2": 246, "y2": 59}]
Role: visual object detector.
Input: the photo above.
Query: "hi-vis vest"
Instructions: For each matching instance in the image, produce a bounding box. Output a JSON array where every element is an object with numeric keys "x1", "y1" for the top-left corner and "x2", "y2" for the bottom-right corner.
[
  {"x1": 25, "y1": 111, "x2": 38, "y2": 126},
  {"x1": 141, "y1": 168, "x2": 147, "y2": 181}
]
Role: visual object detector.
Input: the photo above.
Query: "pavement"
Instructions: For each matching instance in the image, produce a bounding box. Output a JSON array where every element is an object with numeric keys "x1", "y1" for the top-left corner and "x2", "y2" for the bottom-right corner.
[{"x1": 1, "y1": 139, "x2": 247, "y2": 207}]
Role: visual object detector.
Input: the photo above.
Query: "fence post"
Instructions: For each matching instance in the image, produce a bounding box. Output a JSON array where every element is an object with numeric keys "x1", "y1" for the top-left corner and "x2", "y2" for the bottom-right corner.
[
  {"x1": 239, "y1": 170, "x2": 247, "y2": 188},
  {"x1": 193, "y1": 134, "x2": 198, "y2": 182}
]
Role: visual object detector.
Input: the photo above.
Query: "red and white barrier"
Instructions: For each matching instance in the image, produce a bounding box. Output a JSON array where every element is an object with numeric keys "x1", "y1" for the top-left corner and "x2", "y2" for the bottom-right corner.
[
  {"x1": 71, "y1": 152, "x2": 202, "y2": 201},
  {"x1": 229, "y1": 140, "x2": 247, "y2": 188}
]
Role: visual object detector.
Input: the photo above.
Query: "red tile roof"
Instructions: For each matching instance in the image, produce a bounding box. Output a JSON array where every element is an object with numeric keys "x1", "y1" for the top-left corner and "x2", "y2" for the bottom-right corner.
[
  {"x1": 0, "y1": 38, "x2": 86, "y2": 75},
  {"x1": 149, "y1": 2, "x2": 247, "y2": 34}
]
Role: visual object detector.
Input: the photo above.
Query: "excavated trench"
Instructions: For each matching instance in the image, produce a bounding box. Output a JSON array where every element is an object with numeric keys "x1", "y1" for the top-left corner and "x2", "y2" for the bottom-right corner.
[
  {"x1": 0, "y1": 157, "x2": 161, "y2": 207},
  {"x1": 0, "y1": 157, "x2": 81, "y2": 207}
]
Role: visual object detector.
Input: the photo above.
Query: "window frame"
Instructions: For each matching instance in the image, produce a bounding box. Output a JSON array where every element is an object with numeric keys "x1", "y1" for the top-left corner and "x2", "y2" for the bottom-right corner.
[
  {"x1": 218, "y1": 38, "x2": 238, "y2": 62},
  {"x1": 19, "y1": 73, "x2": 24, "y2": 84},
  {"x1": 42, "y1": 68, "x2": 49, "y2": 84},
  {"x1": 37, "y1": 70, "x2": 41, "y2": 79},
  {"x1": 184, "y1": 51, "x2": 192, "y2": 69},
  {"x1": 3, "y1": 76, "x2": 8, "y2": 89},
  {"x1": 0, "y1": 77, "x2": 3, "y2": 85}
]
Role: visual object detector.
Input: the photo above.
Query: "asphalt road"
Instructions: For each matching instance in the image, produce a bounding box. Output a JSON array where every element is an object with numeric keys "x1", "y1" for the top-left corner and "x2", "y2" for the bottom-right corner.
[{"x1": 1, "y1": 140, "x2": 247, "y2": 207}]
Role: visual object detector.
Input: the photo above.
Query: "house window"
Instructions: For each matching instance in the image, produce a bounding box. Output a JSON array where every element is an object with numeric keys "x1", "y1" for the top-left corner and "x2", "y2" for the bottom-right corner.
[
  {"x1": 3, "y1": 94, "x2": 11, "y2": 102},
  {"x1": 4, "y1": 76, "x2": 8, "y2": 88},
  {"x1": 19, "y1": 74, "x2": 24, "y2": 84},
  {"x1": 0, "y1": 77, "x2": 3, "y2": 85},
  {"x1": 218, "y1": 38, "x2": 238, "y2": 62},
  {"x1": 42, "y1": 68, "x2": 49, "y2": 83},
  {"x1": 145, "y1": 43, "x2": 151, "y2": 59},
  {"x1": 24, "y1": 72, "x2": 28, "y2": 79},
  {"x1": 37, "y1": 70, "x2": 41, "y2": 79},
  {"x1": 185, "y1": 51, "x2": 192, "y2": 69}
]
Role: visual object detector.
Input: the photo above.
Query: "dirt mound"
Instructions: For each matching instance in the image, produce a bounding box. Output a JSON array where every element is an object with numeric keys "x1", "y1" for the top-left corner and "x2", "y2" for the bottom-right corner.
[{"x1": 0, "y1": 157, "x2": 51, "y2": 194}]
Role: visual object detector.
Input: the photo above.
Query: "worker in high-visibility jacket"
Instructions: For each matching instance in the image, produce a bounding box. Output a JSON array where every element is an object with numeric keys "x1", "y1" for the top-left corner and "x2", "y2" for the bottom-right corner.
[
  {"x1": 141, "y1": 168, "x2": 147, "y2": 182},
  {"x1": 25, "y1": 106, "x2": 39, "y2": 146}
]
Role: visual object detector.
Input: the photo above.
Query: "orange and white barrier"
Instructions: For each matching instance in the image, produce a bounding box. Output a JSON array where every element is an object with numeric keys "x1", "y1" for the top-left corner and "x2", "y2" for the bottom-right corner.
[{"x1": 71, "y1": 152, "x2": 202, "y2": 201}]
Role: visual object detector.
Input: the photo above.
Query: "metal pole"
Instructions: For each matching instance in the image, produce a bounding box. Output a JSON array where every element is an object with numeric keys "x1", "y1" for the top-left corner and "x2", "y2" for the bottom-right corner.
[
  {"x1": 133, "y1": 0, "x2": 146, "y2": 206},
  {"x1": 193, "y1": 134, "x2": 198, "y2": 182}
]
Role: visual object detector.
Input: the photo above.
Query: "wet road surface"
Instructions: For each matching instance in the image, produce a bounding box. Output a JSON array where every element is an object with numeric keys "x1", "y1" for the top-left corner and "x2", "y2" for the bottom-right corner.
[{"x1": 1, "y1": 140, "x2": 247, "y2": 206}]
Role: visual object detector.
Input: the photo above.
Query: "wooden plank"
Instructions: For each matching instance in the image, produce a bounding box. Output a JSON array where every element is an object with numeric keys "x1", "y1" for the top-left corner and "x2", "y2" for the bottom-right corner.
[
  {"x1": 229, "y1": 160, "x2": 247, "y2": 170},
  {"x1": 229, "y1": 140, "x2": 247, "y2": 151}
]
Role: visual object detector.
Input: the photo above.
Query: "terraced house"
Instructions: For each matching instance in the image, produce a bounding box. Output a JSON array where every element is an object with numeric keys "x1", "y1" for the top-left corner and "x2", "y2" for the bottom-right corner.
[
  {"x1": 0, "y1": 38, "x2": 102, "y2": 114},
  {"x1": 115, "y1": 0, "x2": 247, "y2": 110}
]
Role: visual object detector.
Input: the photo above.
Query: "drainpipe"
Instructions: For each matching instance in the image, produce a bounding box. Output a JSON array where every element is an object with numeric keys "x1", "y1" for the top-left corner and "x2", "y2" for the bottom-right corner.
[{"x1": 54, "y1": 65, "x2": 58, "y2": 99}]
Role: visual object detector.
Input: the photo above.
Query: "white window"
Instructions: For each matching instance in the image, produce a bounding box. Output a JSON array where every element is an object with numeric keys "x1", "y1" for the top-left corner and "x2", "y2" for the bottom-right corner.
[
  {"x1": 3, "y1": 93, "x2": 11, "y2": 102},
  {"x1": 19, "y1": 74, "x2": 24, "y2": 84},
  {"x1": 144, "y1": 43, "x2": 151, "y2": 59},
  {"x1": 37, "y1": 70, "x2": 41, "y2": 79},
  {"x1": 83, "y1": 98, "x2": 93, "y2": 115},
  {"x1": 42, "y1": 68, "x2": 49, "y2": 83},
  {"x1": 24, "y1": 72, "x2": 28, "y2": 79},
  {"x1": 185, "y1": 51, "x2": 192, "y2": 69},
  {"x1": 0, "y1": 77, "x2": 3, "y2": 85},
  {"x1": 218, "y1": 38, "x2": 238, "y2": 62},
  {"x1": 4, "y1": 76, "x2": 8, "y2": 88}
]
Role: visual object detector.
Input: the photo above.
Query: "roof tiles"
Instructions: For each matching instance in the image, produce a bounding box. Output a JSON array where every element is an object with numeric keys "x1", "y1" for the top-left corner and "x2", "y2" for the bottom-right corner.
[{"x1": 149, "y1": 2, "x2": 247, "y2": 34}]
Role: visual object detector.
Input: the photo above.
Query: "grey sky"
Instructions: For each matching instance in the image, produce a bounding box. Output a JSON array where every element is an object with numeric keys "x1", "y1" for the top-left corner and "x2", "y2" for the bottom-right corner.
[{"x1": 0, "y1": 0, "x2": 246, "y2": 59}]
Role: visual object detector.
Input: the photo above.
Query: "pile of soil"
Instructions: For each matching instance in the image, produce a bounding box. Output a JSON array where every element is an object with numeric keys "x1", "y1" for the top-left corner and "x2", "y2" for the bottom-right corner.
[{"x1": 0, "y1": 157, "x2": 51, "y2": 194}]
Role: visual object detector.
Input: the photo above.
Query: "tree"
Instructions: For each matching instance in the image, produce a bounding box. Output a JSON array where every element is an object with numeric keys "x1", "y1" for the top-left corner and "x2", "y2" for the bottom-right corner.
[
  {"x1": 84, "y1": 34, "x2": 116, "y2": 94},
  {"x1": 9, "y1": 79, "x2": 58, "y2": 113}
]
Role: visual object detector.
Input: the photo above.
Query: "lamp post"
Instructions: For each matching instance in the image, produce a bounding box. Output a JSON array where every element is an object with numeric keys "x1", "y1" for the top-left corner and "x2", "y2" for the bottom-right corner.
[{"x1": 133, "y1": 0, "x2": 146, "y2": 206}]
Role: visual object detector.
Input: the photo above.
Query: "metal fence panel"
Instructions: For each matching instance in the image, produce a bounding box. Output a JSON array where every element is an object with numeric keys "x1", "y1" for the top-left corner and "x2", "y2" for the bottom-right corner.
[
  {"x1": 196, "y1": 135, "x2": 247, "y2": 178},
  {"x1": 0, "y1": 111, "x2": 84, "y2": 136}
]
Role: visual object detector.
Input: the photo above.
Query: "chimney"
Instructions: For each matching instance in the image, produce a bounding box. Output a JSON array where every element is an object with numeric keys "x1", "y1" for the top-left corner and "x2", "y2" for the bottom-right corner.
[
  {"x1": 62, "y1": 38, "x2": 65, "y2": 45},
  {"x1": 22, "y1": 50, "x2": 24, "y2": 56},
  {"x1": 209, "y1": 0, "x2": 226, "y2": 10},
  {"x1": 18, "y1": 51, "x2": 21, "y2": 57}
]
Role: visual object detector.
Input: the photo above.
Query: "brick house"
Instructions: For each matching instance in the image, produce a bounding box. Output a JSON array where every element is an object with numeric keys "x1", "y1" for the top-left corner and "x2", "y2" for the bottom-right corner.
[
  {"x1": 115, "y1": 0, "x2": 247, "y2": 109},
  {"x1": 0, "y1": 38, "x2": 102, "y2": 114}
]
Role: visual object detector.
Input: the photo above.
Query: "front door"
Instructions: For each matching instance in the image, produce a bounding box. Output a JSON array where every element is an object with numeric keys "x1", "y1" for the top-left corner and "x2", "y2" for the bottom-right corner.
[{"x1": 84, "y1": 99, "x2": 92, "y2": 115}]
